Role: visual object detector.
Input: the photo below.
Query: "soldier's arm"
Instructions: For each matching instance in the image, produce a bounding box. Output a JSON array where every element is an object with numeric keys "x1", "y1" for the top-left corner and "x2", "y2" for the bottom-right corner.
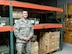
[
  {"x1": 14, "y1": 21, "x2": 24, "y2": 40},
  {"x1": 29, "y1": 25, "x2": 34, "y2": 39}
]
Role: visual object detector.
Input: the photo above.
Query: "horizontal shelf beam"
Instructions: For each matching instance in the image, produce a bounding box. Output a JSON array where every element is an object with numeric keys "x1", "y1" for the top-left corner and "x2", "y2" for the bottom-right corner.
[
  {"x1": 0, "y1": 26, "x2": 11, "y2": 32},
  {"x1": 0, "y1": 1, "x2": 63, "y2": 12},
  {"x1": 0, "y1": 1, "x2": 10, "y2": 6},
  {"x1": 0, "y1": 24, "x2": 62, "y2": 32},
  {"x1": 34, "y1": 24, "x2": 62, "y2": 29},
  {"x1": 12, "y1": 1, "x2": 63, "y2": 12}
]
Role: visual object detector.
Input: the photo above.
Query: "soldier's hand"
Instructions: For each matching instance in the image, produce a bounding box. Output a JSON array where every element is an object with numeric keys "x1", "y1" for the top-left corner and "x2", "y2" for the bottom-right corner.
[
  {"x1": 24, "y1": 37, "x2": 28, "y2": 41},
  {"x1": 23, "y1": 37, "x2": 29, "y2": 41},
  {"x1": 27, "y1": 37, "x2": 30, "y2": 40}
]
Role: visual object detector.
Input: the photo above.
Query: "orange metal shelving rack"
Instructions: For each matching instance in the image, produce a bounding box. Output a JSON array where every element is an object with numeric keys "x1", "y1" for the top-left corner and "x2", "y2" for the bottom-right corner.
[
  {"x1": 0, "y1": 1, "x2": 63, "y2": 32},
  {"x1": 0, "y1": 1, "x2": 63, "y2": 54}
]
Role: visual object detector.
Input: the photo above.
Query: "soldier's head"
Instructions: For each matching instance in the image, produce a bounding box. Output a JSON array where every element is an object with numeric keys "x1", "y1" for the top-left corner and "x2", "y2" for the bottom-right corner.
[{"x1": 22, "y1": 10, "x2": 28, "y2": 19}]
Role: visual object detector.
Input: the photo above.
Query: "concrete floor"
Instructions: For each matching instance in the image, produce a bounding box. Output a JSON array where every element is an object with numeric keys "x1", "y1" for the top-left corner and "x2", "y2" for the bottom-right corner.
[{"x1": 53, "y1": 43, "x2": 72, "y2": 54}]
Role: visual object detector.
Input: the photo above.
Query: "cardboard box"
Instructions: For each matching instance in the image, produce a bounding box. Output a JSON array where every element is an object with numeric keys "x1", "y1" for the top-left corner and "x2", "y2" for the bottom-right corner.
[
  {"x1": 31, "y1": 41, "x2": 38, "y2": 54},
  {"x1": 13, "y1": 10, "x2": 22, "y2": 18},
  {"x1": 49, "y1": 41, "x2": 55, "y2": 52},
  {"x1": 54, "y1": 41, "x2": 59, "y2": 50},
  {"x1": 39, "y1": 31, "x2": 60, "y2": 53},
  {"x1": 13, "y1": 8, "x2": 23, "y2": 18},
  {"x1": 64, "y1": 32, "x2": 72, "y2": 44}
]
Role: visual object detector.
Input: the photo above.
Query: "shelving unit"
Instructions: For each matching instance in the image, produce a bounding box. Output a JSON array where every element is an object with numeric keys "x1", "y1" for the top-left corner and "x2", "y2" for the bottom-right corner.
[{"x1": 0, "y1": 0, "x2": 63, "y2": 54}]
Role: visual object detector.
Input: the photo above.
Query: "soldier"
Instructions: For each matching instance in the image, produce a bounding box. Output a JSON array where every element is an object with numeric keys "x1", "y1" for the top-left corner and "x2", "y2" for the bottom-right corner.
[{"x1": 14, "y1": 10, "x2": 34, "y2": 54}]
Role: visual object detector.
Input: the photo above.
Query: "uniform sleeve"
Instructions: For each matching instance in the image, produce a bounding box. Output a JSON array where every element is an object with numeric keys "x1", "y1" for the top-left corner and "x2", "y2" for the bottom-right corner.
[
  {"x1": 14, "y1": 21, "x2": 24, "y2": 40},
  {"x1": 29, "y1": 23, "x2": 34, "y2": 38}
]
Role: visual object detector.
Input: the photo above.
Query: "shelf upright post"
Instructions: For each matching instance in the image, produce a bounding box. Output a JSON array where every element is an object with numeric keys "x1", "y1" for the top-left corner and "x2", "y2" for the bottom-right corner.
[
  {"x1": 9, "y1": 0, "x2": 14, "y2": 54},
  {"x1": 60, "y1": 5, "x2": 64, "y2": 50}
]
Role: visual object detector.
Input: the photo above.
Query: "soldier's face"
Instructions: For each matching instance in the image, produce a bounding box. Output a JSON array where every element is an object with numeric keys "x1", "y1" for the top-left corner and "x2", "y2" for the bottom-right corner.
[{"x1": 22, "y1": 11, "x2": 28, "y2": 19}]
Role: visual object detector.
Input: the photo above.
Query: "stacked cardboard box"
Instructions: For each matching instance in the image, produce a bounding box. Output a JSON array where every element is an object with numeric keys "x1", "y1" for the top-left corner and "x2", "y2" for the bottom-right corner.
[
  {"x1": 39, "y1": 31, "x2": 60, "y2": 54},
  {"x1": 64, "y1": 32, "x2": 72, "y2": 44},
  {"x1": 13, "y1": 8, "x2": 22, "y2": 18},
  {"x1": 64, "y1": 3, "x2": 72, "y2": 44},
  {"x1": 66, "y1": 4, "x2": 72, "y2": 14},
  {"x1": 39, "y1": 32, "x2": 49, "y2": 54},
  {"x1": 64, "y1": 14, "x2": 72, "y2": 44},
  {"x1": 31, "y1": 41, "x2": 38, "y2": 54}
]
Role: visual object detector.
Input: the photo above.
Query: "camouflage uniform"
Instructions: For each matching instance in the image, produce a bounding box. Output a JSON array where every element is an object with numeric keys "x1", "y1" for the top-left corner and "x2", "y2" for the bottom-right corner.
[{"x1": 14, "y1": 18, "x2": 33, "y2": 54}]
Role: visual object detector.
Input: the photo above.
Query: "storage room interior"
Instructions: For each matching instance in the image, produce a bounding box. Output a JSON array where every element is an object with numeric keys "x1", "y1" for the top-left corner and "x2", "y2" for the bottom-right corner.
[{"x1": 0, "y1": 0, "x2": 72, "y2": 54}]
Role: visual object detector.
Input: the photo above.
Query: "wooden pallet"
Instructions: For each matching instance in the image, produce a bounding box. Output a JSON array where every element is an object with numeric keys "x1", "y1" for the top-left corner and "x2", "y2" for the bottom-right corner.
[
  {"x1": 47, "y1": 49, "x2": 60, "y2": 54},
  {"x1": 39, "y1": 49, "x2": 60, "y2": 54}
]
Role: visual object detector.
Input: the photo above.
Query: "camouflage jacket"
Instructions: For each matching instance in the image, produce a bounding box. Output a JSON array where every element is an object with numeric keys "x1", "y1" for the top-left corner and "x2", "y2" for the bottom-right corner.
[{"x1": 14, "y1": 18, "x2": 33, "y2": 43}]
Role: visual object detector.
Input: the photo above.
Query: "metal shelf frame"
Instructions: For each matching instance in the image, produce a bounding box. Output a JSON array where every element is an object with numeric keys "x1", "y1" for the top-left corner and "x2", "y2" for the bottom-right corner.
[
  {"x1": 0, "y1": 0, "x2": 63, "y2": 54},
  {"x1": 10, "y1": 0, "x2": 14, "y2": 54}
]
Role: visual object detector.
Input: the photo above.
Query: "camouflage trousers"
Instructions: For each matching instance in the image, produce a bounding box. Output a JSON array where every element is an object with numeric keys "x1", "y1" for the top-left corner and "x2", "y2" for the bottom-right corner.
[{"x1": 16, "y1": 40, "x2": 31, "y2": 54}]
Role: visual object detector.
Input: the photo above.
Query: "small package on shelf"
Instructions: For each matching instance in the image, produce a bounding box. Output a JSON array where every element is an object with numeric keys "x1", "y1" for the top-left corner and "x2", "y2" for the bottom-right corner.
[{"x1": 0, "y1": 17, "x2": 9, "y2": 26}]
